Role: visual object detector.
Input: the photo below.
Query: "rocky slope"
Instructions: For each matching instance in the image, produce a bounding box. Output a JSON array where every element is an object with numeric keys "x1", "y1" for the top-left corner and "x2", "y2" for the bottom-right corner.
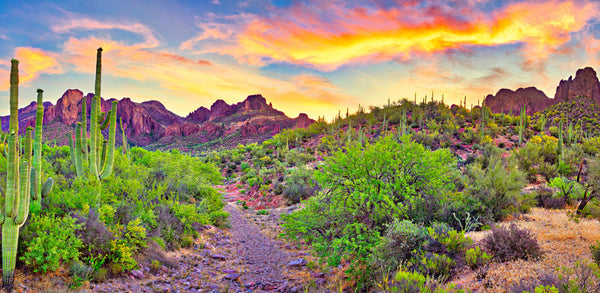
[
  {"x1": 1, "y1": 90, "x2": 314, "y2": 150},
  {"x1": 485, "y1": 67, "x2": 600, "y2": 115}
]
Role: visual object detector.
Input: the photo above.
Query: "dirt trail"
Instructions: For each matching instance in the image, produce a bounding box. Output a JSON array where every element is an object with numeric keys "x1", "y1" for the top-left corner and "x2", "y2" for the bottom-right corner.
[{"x1": 90, "y1": 189, "x2": 324, "y2": 293}]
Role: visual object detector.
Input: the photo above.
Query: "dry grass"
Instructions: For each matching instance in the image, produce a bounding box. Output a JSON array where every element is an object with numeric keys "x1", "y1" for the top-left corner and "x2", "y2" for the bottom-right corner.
[{"x1": 456, "y1": 208, "x2": 600, "y2": 292}]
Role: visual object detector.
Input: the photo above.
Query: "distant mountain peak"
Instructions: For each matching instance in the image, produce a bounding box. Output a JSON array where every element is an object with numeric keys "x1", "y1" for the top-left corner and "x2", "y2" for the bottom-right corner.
[
  {"x1": 2, "y1": 90, "x2": 314, "y2": 151},
  {"x1": 485, "y1": 66, "x2": 600, "y2": 114}
]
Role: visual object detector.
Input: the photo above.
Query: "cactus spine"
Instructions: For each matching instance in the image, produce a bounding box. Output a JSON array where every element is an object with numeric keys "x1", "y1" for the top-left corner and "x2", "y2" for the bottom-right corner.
[
  {"x1": 70, "y1": 48, "x2": 118, "y2": 181},
  {"x1": 2, "y1": 60, "x2": 53, "y2": 292}
]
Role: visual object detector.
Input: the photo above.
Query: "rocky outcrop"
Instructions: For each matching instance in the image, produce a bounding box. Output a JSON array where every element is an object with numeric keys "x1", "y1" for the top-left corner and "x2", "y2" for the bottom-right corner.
[
  {"x1": 45, "y1": 89, "x2": 84, "y2": 125},
  {"x1": 185, "y1": 107, "x2": 210, "y2": 124},
  {"x1": 293, "y1": 113, "x2": 313, "y2": 129},
  {"x1": 554, "y1": 67, "x2": 600, "y2": 103},
  {"x1": 141, "y1": 100, "x2": 182, "y2": 126},
  {"x1": 165, "y1": 122, "x2": 200, "y2": 137},
  {"x1": 484, "y1": 87, "x2": 552, "y2": 115}
]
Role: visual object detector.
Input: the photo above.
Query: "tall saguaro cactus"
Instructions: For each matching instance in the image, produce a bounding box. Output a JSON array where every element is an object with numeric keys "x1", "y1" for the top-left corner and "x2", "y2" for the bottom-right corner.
[
  {"x1": 31, "y1": 89, "x2": 44, "y2": 209},
  {"x1": 2, "y1": 60, "x2": 53, "y2": 292},
  {"x1": 70, "y1": 48, "x2": 118, "y2": 181}
]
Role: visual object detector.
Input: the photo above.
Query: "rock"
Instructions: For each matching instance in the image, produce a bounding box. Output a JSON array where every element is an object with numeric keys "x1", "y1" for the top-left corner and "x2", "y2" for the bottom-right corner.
[
  {"x1": 554, "y1": 67, "x2": 600, "y2": 103},
  {"x1": 223, "y1": 273, "x2": 240, "y2": 280},
  {"x1": 185, "y1": 106, "x2": 210, "y2": 123},
  {"x1": 129, "y1": 269, "x2": 145, "y2": 279},
  {"x1": 222, "y1": 269, "x2": 237, "y2": 274},
  {"x1": 288, "y1": 258, "x2": 307, "y2": 267},
  {"x1": 211, "y1": 254, "x2": 227, "y2": 261},
  {"x1": 311, "y1": 272, "x2": 325, "y2": 278}
]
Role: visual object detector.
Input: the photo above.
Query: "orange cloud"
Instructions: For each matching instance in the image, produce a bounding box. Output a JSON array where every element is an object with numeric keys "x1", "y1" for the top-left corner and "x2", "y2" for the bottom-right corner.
[
  {"x1": 58, "y1": 29, "x2": 355, "y2": 119},
  {"x1": 184, "y1": 0, "x2": 598, "y2": 70},
  {"x1": 0, "y1": 48, "x2": 62, "y2": 90}
]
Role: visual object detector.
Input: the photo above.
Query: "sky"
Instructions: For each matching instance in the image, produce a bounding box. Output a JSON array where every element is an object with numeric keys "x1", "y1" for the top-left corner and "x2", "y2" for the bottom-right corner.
[{"x1": 0, "y1": 0, "x2": 599, "y2": 120}]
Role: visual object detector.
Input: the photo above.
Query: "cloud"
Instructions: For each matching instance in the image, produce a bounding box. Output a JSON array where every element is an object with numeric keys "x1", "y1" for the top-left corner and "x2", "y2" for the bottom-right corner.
[
  {"x1": 45, "y1": 14, "x2": 356, "y2": 119},
  {"x1": 51, "y1": 17, "x2": 160, "y2": 48},
  {"x1": 182, "y1": 0, "x2": 599, "y2": 71},
  {"x1": 0, "y1": 47, "x2": 63, "y2": 90}
]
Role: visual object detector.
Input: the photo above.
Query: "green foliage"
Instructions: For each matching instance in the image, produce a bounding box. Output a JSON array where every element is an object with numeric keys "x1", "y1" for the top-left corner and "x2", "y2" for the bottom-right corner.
[
  {"x1": 21, "y1": 215, "x2": 83, "y2": 273},
  {"x1": 465, "y1": 246, "x2": 491, "y2": 271},
  {"x1": 591, "y1": 240, "x2": 600, "y2": 267},
  {"x1": 431, "y1": 229, "x2": 472, "y2": 257},
  {"x1": 373, "y1": 220, "x2": 428, "y2": 273},
  {"x1": 283, "y1": 135, "x2": 458, "y2": 287},
  {"x1": 466, "y1": 156, "x2": 526, "y2": 221},
  {"x1": 282, "y1": 167, "x2": 317, "y2": 204},
  {"x1": 418, "y1": 253, "x2": 456, "y2": 282}
]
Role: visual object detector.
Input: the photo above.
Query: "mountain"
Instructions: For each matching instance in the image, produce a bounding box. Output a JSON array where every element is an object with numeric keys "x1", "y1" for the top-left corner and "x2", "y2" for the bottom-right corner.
[
  {"x1": 485, "y1": 67, "x2": 600, "y2": 115},
  {"x1": 554, "y1": 67, "x2": 600, "y2": 103},
  {"x1": 484, "y1": 87, "x2": 551, "y2": 115},
  {"x1": 1, "y1": 90, "x2": 314, "y2": 151}
]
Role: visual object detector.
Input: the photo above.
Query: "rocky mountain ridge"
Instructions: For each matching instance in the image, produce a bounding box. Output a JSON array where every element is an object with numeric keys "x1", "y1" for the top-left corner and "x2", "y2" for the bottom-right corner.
[
  {"x1": 484, "y1": 67, "x2": 600, "y2": 114},
  {"x1": 1, "y1": 90, "x2": 314, "y2": 149}
]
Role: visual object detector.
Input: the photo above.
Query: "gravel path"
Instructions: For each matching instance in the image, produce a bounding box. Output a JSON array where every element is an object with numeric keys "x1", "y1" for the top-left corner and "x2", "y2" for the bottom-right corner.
[{"x1": 90, "y1": 200, "x2": 320, "y2": 292}]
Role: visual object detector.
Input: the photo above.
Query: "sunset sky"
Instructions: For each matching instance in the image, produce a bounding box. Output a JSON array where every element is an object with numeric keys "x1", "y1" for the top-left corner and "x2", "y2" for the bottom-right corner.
[{"x1": 1, "y1": 0, "x2": 599, "y2": 120}]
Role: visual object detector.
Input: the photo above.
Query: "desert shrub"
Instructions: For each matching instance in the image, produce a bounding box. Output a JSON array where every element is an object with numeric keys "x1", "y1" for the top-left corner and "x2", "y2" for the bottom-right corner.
[
  {"x1": 372, "y1": 220, "x2": 428, "y2": 273},
  {"x1": 283, "y1": 135, "x2": 458, "y2": 287},
  {"x1": 432, "y1": 229, "x2": 472, "y2": 257},
  {"x1": 282, "y1": 167, "x2": 318, "y2": 204},
  {"x1": 549, "y1": 177, "x2": 583, "y2": 205},
  {"x1": 591, "y1": 241, "x2": 600, "y2": 267},
  {"x1": 535, "y1": 187, "x2": 566, "y2": 209},
  {"x1": 418, "y1": 253, "x2": 456, "y2": 282},
  {"x1": 465, "y1": 246, "x2": 491, "y2": 270},
  {"x1": 482, "y1": 224, "x2": 542, "y2": 262},
  {"x1": 581, "y1": 198, "x2": 600, "y2": 218},
  {"x1": 73, "y1": 209, "x2": 114, "y2": 259},
  {"x1": 209, "y1": 210, "x2": 229, "y2": 228},
  {"x1": 582, "y1": 137, "x2": 600, "y2": 155},
  {"x1": 284, "y1": 149, "x2": 314, "y2": 166},
  {"x1": 466, "y1": 157, "x2": 526, "y2": 221},
  {"x1": 21, "y1": 214, "x2": 83, "y2": 273},
  {"x1": 108, "y1": 218, "x2": 147, "y2": 271},
  {"x1": 155, "y1": 205, "x2": 185, "y2": 250}
]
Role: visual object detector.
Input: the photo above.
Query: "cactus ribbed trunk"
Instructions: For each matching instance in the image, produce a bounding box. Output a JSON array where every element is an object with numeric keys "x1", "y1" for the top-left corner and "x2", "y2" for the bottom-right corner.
[
  {"x1": 81, "y1": 96, "x2": 88, "y2": 163},
  {"x1": 74, "y1": 123, "x2": 84, "y2": 178},
  {"x1": 32, "y1": 89, "x2": 44, "y2": 208},
  {"x1": 70, "y1": 47, "x2": 117, "y2": 181},
  {"x1": 100, "y1": 101, "x2": 117, "y2": 179},
  {"x1": 9, "y1": 60, "x2": 18, "y2": 134},
  {"x1": 3, "y1": 60, "x2": 52, "y2": 293}
]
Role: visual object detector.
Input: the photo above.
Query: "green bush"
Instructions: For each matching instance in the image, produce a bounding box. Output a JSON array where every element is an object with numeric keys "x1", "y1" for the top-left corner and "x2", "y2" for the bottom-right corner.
[
  {"x1": 373, "y1": 220, "x2": 428, "y2": 273},
  {"x1": 283, "y1": 135, "x2": 458, "y2": 288},
  {"x1": 21, "y1": 214, "x2": 83, "y2": 273},
  {"x1": 418, "y1": 253, "x2": 456, "y2": 282},
  {"x1": 465, "y1": 246, "x2": 491, "y2": 271},
  {"x1": 282, "y1": 167, "x2": 318, "y2": 204},
  {"x1": 466, "y1": 156, "x2": 526, "y2": 221}
]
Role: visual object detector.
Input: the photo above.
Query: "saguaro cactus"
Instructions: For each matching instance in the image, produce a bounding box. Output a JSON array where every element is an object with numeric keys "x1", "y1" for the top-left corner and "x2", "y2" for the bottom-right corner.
[
  {"x1": 2, "y1": 60, "x2": 53, "y2": 292},
  {"x1": 31, "y1": 89, "x2": 44, "y2": 210},
  {"x1": 69, "y1": 48, "x2": 118, "y2": 181}
]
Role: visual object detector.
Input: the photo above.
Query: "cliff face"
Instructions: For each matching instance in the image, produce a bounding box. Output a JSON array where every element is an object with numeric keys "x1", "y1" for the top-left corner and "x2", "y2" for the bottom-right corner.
[
  {"x1": 484, "y1": 87, "x2": 552, "y2": 115},
  {"x1": 485, "y1": 67, "x2": 600, "y2": 114},
  {"x1": 2, "y1": 91, "x2": 314, "y2": 148},
  {"x1": 554, "y1": 67, "x2": 600, "y2": 103}
]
